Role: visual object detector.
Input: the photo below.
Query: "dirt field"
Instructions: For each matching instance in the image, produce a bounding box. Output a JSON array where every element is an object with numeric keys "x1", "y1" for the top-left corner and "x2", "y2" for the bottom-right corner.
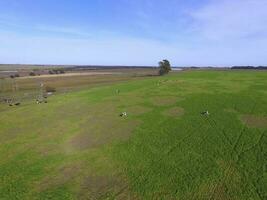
[
  {"x1": 0, "y1": 68, "x2": 159, "y2": 104},
  {"x1": 18, "y1": 72, "x2": 123, "y2": 79}
]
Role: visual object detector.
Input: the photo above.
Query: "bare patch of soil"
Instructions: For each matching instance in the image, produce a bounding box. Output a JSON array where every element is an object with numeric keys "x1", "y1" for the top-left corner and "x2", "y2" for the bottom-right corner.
[
  {"x1": 163, "y1": 107, "x2": 184, "y2": 117},
  {"x1": 240, "y1": 115, "x2": 267, "y2": 128}
]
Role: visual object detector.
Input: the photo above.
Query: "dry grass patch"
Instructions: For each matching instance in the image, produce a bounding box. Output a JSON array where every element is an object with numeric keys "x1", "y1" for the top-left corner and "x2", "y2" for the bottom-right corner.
[
  {"x1": 240, "y1": 115, "x2": 267, "y2": 128},
  {"x1": 38, "y1": 163, "x2": 81, "y2": 192},
  {"x1": 190, "y1": 160, "x2": 241, "y2": 200},
  {"x1": 79, "y1": 174, "x2": 140, "y2": 200},
  {"x1": 217, "y1": 160, "x2": 241, "y2": 184},
  {"x1": 63, "y1": 102, "x2": 141, "y2": 151},
  {"x1": 126, "y1": 105, "x2": 152, "y2": 116},
  {"x1": 224, "y1": 108, "x2": 238, "y2": 114},
  {"x1": 69, "y1": 120, "x2": 141, "y2": 151},
  {"x1": 19, "y1": 72, "x2": 122, "y2": 79},
  {"x1": 163, "y1": 107, "x2": 184, "y2": 117},
  {"x1": 103, "y1": 95, "x2": 144, "y2": 106},
  {"x1": 150, "y1": 96, "x2": 180, "y2": 106}
]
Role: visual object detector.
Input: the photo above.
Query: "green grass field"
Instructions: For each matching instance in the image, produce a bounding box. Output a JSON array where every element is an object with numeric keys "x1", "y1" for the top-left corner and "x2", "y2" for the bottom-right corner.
[{"x1": 0, "y1": 70, "x2": 266, "y2": 200}]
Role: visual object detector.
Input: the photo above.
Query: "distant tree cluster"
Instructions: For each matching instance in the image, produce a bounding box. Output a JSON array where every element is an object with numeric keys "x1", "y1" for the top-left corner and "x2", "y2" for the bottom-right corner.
[
  {"x1": 158, "y1": 59, "x2": 172, "y2": 75},
  {"x1": 10, "y1": 74, "x2": 20, "y2": 78},
  {"x1": 29, "y1": 72, "x2": 36, "y2": 76},
  {"x1": 49, "y1": 69, "x2": 65, "y2": 74},
  {"x1": 231, "y1": 66, "x2": 267, "y2": 70}
]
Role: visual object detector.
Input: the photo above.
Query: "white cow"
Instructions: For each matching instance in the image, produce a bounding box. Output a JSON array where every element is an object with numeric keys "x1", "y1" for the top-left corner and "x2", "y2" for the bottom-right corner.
[{"x1": 120, "y1": 112, "x2": 127, "y2": 117}]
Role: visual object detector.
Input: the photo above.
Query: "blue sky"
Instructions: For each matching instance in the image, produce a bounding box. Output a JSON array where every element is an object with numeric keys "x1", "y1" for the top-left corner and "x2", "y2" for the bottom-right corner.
[{"x1": 0, "y1": 0, "x2": 267, "y2": 66}]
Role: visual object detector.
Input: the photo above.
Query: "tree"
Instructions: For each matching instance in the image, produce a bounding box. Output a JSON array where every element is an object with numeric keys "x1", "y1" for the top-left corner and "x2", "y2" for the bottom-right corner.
[
  {"x1": 158, "y1": 59, "x2": 171, "y2": 75},
  {"x1": 10, "y1": 74, "x2": 20, "y2": 78},
  {"x1": 29, "y1": 72, "x2": 36, "y2": 76}
]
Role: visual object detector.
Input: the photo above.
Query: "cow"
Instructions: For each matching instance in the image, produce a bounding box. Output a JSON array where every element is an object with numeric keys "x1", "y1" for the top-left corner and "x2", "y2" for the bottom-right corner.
[
  {"x1": 201, "y1": 111, "x2": 209, "y2": 115},
  {"x1": 120, "y1": 112, "x2": 127, "y2": 117}
]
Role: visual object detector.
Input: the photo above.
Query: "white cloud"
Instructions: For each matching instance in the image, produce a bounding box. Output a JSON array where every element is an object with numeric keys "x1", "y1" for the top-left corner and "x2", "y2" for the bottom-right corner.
[
  {"x1": 0, "y1": 31, "x2": 178, "y2": 65},
  {"x1": 35, "y1": 25, "x2": 92, "y2": 37},
  {"x1": 191, "y1": 0, "x2": 267, "y2": 40}
]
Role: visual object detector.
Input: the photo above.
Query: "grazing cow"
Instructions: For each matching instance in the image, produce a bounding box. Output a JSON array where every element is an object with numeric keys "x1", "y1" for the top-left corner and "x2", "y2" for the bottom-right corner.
[
  {"x1": 120, "y1": 112, "x2": 127, "y2": 117},
  {"x1": 201, "y1": 111, "x2": 209, "y2": 115},
  {"x1": 4, "y1": 98, "x2": 12, "y2": 104},
  {"x1": 5, "y1": 98, "x2": 13, "y2": 106}
]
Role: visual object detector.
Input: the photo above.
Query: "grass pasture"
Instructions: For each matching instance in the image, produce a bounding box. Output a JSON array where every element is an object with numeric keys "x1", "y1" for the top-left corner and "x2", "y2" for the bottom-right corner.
[{"x1": 0, "y1": 70, "x2": 266, "y2": 199}]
